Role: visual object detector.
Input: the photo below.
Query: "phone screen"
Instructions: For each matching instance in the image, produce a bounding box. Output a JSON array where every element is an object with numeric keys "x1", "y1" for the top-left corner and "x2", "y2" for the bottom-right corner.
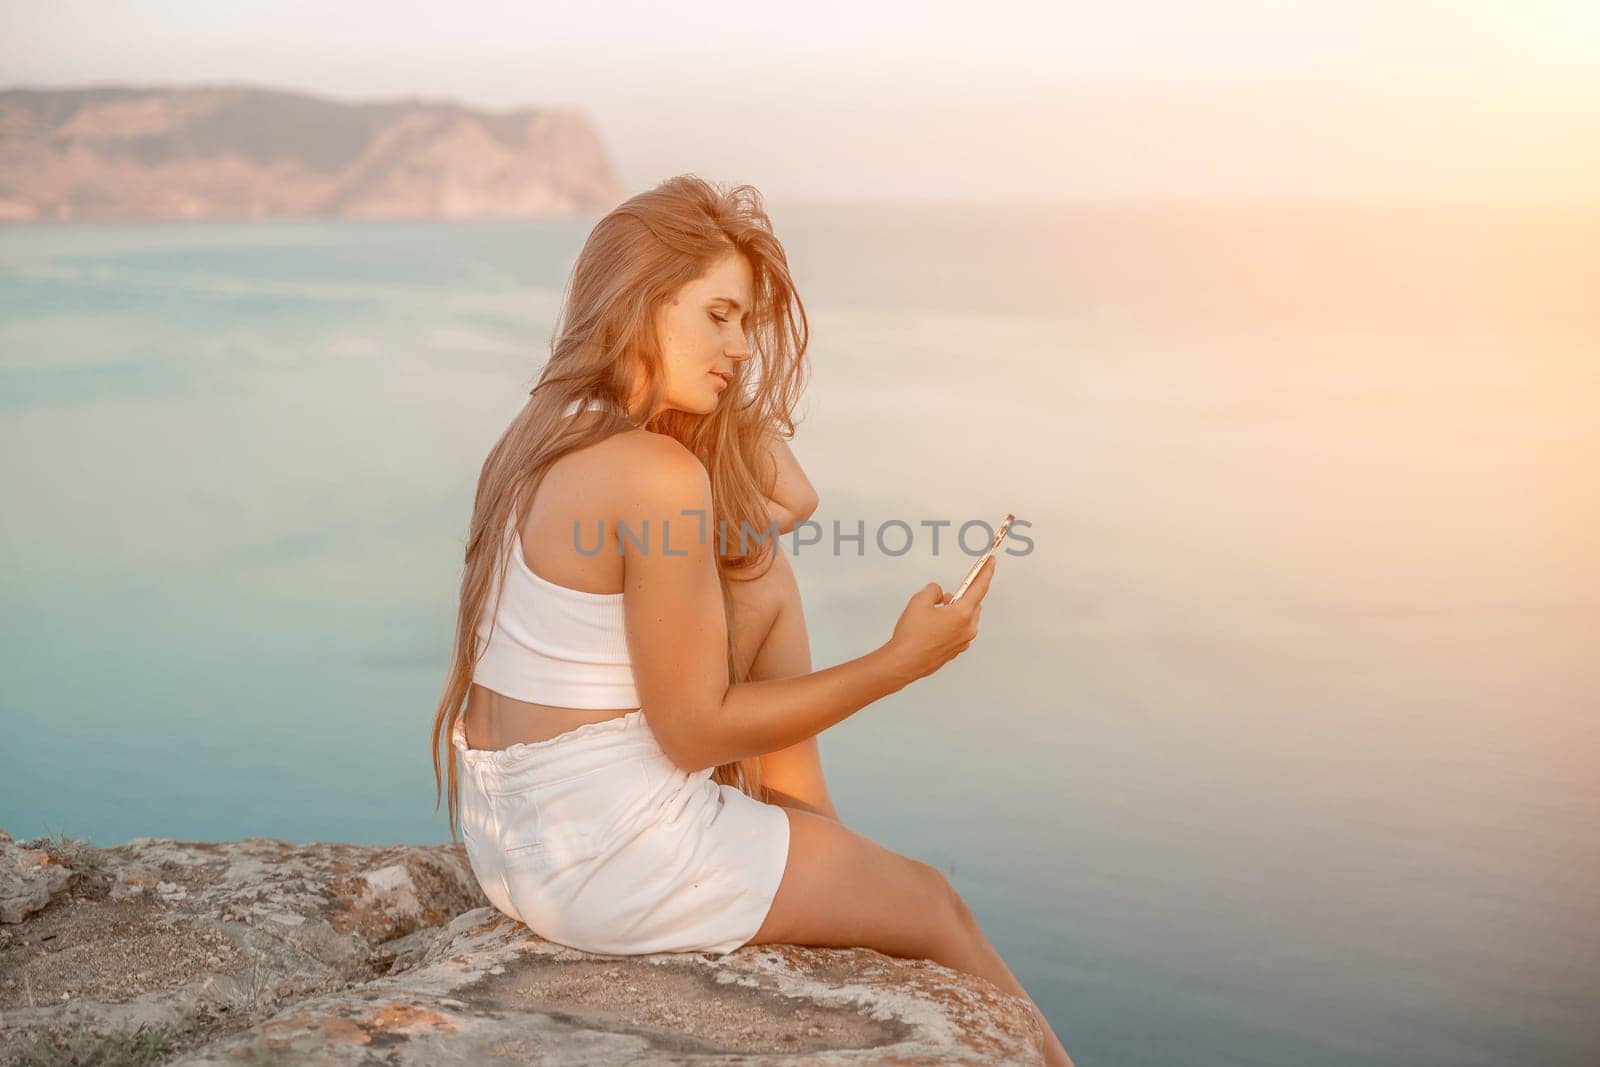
[{"x1": 949, "y1": 513, "x2": 1015, "y2": 603}]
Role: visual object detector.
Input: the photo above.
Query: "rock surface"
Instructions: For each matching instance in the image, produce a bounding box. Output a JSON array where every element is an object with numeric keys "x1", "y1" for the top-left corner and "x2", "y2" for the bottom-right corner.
[
  {"x1": 0, "y1": 85, "x2": 627, "y2": 222},
  {"x1": 0, "y1": 830, "x2": 75, "y2": 925},
  {"x1": 0, "y1": 827, "x2": 1044, "y2": 1064}
]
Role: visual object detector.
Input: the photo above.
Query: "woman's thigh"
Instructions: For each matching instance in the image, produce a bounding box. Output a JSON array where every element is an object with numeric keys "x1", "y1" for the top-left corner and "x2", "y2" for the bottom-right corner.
[{"x1": 744, "y1": 806, "x2": 962, "y2": 960}]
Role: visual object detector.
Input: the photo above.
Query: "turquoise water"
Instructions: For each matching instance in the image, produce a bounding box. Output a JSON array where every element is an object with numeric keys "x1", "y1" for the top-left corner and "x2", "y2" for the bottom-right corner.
[{"x1": 2, "y1": 203, "x2": 1597, "y2": 1065}]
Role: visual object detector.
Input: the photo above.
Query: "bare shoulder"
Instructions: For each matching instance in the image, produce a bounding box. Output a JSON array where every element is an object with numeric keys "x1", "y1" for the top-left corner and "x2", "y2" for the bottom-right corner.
[{"x1": 602, "y1": 430, "x2": 712, "y2": 514}]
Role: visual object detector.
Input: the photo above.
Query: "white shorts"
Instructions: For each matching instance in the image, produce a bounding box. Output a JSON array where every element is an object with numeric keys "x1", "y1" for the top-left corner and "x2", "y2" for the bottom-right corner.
[{"x1": 450, "y1": 710, "x2": 792, "y2": 956}]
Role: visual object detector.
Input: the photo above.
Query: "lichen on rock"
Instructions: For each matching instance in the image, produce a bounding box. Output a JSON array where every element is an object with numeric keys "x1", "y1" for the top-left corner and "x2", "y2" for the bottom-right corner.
[{"x1": 0, "y1": 827, "x2": 1044, "y2": 1064}]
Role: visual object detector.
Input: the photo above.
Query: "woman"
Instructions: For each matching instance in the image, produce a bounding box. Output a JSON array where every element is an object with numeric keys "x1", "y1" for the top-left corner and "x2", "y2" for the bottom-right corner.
[{"x1": 430, "y1": 175, "x2": 1074, "y2": 1066}]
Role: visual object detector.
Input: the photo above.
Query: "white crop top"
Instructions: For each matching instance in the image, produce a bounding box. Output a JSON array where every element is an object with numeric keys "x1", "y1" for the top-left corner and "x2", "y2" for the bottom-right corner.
[{"x1": 471, "y1": 397, "x2": 640, "y2": 709}]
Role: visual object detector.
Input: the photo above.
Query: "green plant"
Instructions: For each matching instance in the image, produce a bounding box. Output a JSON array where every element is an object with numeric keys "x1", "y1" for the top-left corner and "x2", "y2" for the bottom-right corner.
[
  {"x1": 17, "y1": 1020, "x2": 179, "y2": 1067},
  {"x1": 16, "y1": 1004, "x2": 224, "y2": 1066}
]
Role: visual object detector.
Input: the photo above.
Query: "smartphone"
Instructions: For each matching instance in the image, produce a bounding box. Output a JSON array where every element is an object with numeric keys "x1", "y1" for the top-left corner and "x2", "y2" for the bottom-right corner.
[{"x1": 949, "y1": 513, "x2": 1015, "y2": 604}]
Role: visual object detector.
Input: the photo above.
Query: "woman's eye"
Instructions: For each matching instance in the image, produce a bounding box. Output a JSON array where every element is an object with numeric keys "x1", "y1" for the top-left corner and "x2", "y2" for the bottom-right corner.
[{"x1": 709, "y1": 313, "x2": 729, "y2": 324}]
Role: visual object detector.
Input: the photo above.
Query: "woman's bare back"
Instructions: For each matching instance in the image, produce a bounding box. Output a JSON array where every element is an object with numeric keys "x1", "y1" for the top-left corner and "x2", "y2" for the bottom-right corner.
[{"x1": 465, "y1": 424, "x2": 654, "y2": 750}]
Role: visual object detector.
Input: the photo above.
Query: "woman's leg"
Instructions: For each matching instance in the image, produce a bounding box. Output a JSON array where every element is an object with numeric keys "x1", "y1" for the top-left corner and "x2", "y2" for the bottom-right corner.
[
  {"x1": 748, "y1": 811, "x2": 1073, "y2": 1066},
  {"x1": 728, "y1": 545, "x2": 840, "y2": 821},
  {"x1": 725, "y1": 546, "x2": 1075, "y2": 1066}
]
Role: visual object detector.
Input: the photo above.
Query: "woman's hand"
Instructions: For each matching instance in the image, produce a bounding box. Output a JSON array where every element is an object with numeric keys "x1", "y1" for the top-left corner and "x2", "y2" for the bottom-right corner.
[{"x1": 881, "y1": 555, "x2": 996, "y2": 684}]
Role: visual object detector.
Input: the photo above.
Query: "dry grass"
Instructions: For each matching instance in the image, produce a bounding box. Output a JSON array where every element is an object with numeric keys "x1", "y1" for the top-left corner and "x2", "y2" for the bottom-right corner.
[{"x1": 12, "y1": 1005, "x2": 219, "y2": 1067}]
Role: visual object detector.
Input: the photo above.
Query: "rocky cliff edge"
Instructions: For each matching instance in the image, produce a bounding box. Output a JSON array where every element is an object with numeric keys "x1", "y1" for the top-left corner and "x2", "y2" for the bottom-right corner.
[{"x1": 0, "y1": 826, "x2": 1044, "y2": 1064}]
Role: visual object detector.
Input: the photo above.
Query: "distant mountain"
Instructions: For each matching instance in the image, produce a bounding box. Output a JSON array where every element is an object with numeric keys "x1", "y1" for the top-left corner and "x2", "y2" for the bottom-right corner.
[{"x1": 0, "y1": 85, "x2": 627, "y2": 222}]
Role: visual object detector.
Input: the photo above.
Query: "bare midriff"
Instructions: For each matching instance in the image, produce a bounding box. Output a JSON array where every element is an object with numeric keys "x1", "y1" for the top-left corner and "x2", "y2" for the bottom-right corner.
[{"x1": 463, "y1": 682, "x2": 638, "y2": 750}]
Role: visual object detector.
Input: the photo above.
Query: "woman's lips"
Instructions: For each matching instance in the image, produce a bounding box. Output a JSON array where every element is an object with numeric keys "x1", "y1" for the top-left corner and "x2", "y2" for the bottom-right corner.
[{"x1": 709, "y1": 371, "x2": 730, "y2": 387}]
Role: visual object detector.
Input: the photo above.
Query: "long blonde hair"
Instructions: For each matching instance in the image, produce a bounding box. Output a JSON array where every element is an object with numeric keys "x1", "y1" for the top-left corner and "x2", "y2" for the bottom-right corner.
[{"x1": 431, "y1": 174, "x2": 810, "y2": 841}]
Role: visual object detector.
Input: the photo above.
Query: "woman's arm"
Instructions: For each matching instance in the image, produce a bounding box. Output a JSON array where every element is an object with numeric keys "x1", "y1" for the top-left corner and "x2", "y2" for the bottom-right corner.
[
  {"x1": 758, "y1": 429, "x2": 819, "y2": 534},
  {"x1": 620, "y1": 437, "x2": 916, "y2": 774}
]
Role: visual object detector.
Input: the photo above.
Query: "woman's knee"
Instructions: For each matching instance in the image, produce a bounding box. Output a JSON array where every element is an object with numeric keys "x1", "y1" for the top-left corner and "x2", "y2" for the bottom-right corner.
[
  {"x1": 882, "y1": 855, "x2": 976, "y2": 957},
  {"x1": 922, "y1": 863, "x2": 980, "y2": 940}
]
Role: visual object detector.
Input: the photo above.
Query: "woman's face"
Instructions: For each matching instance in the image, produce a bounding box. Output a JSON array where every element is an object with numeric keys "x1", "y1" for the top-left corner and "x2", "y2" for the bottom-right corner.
[{"x1": 638, "y1": 251, "x2": 753, "y2": 421}]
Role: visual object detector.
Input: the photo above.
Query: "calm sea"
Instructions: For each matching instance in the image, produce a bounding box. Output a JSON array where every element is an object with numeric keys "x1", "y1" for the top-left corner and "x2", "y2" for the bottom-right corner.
[{"x1": 2, "y1": 201, "x2": 1596, "y2": 1066}]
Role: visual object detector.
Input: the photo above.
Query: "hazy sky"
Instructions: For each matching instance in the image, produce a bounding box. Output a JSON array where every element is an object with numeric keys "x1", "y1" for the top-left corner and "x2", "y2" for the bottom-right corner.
[{"x1": 4, "y1": 0, "x2": 1597, "y2": 201}]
